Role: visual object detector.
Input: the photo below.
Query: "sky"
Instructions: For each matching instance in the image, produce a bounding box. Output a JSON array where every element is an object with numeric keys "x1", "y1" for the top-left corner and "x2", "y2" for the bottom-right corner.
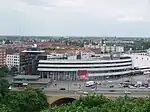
[{"x1": 0, "y1": 0, "x2": 150, "y2": 37}]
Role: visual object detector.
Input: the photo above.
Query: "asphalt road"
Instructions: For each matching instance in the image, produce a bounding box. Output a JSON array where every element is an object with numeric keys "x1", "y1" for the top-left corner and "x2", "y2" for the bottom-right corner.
[
  {"x1": 44, "y1": 88, "x2": 150, "y2": 97},
  {"x1": 47, "y1": 75, "x2": 150, "y2": 91}
]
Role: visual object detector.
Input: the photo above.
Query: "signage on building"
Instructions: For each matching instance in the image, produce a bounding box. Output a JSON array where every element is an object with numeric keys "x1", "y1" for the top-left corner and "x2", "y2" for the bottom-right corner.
[
  {"x1": 25, "y1": 68, "x2": 31, "y2": 72},
  {"x1": 77, "y1": 70, "x2": 88, "y2": 79}
]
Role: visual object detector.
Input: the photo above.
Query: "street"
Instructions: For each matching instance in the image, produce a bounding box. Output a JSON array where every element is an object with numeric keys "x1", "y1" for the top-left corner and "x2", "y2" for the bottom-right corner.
[
  {"x1": 46, "y1": 74, "x2": 150, "y2": 91},
  {"x1": 43, "y1": 74, "x2": 150, "y2": 97},
  {"x1": 44, "y1": 89, "x2": 150, "y2": 97}
]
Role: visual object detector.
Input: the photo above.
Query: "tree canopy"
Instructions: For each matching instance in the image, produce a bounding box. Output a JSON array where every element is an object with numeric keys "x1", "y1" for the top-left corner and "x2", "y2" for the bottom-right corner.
[
  {"x1": 0, "y1": 67, "x2": 48, "y2": 112},
  {"x1": 0, "y1": 104, "x2": 12, "y2": 112},
  {"x1": 0, "y1": 73, "x2": 48, "y2": 112},
  {"x1": 0, "y1": 67, "x2": 9, "y2": 77},
  {"x1": 41, "y1": 95, "x2": 150, "y2": 112},
  {"x1": 132, "y1": 40, "x2": 150, "y2": 50},
  {"x1": 3, "y1": 87, "x2": 48, "y2": 112},
  {"x1": 9, "y1": 66, "x2": 18, "y2": 76},
  {"x1": 0, "y1": 78, "x2": 9, "y2": 97}
]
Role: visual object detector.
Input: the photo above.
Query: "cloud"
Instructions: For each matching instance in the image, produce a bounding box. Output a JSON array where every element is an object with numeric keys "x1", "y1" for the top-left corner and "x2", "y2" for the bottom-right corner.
[
  {"x1": 0, "y1": 0, "x2": 150, "y2": 36},
  {"x1": 1, "y1": 0, "x2": 149, "y2": 20},
  {"x1": 116, "y1": 17, "x2": 144, "y2": 22}
]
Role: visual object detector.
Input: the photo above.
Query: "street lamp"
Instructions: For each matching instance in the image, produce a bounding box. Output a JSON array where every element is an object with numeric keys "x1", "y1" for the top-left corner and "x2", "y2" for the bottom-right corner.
[
  {"x1": 113, "y1": 44, "x2": 116, "y2": 53},
  {"x1": 66, "y1": 74, "x2": 69, "y2": 91}
]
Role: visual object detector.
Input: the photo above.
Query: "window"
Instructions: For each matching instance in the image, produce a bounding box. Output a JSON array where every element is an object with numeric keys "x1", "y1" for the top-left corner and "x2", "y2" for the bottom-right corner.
[
  {"x1": 14, "y1": 59, "x2": 17, "y2": 61},
  {"x1": 14, "y1": 56, "x2": 17, "y2": 58}
]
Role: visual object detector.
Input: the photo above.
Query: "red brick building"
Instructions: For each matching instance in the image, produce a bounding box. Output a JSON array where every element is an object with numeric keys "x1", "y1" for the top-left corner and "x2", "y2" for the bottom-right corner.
[{"x1": 0, "y1": 47, "x2": 6, "y2": 66}]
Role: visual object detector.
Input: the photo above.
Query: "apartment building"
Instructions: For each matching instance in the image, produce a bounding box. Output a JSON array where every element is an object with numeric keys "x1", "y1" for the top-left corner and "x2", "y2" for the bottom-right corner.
[
  {"x1": 6, "y1": 53, "x2": 20, "y2": 70},
  {"x1": 6, "y1": 52, "x2": 32, "y2": 74},
  {"x1": 0, "y1": 46, "x2": 19, "y2": 67},
  {"x1": 84, "y1": 43, "x2": 101, "y2": 49},
  {"x1": 0, "y1": 47, "x2": 6, "y2": 66},
  {"x1": 84, "y1": 43, "x2": 124, "y2": 53},
  {"x1": 101, "y1": 45, "x2": 124, "y2": 53}
]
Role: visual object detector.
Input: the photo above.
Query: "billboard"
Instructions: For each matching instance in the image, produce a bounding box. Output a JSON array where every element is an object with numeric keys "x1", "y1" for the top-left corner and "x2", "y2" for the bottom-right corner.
[{"x1": 77, "y1": 70, "x2": 88, "y2": 79}]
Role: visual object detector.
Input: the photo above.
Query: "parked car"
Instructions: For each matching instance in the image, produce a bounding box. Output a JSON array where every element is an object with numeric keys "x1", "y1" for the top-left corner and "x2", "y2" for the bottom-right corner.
[
  {"x1": 148, "y1": 86, "x2": 150, "y2": 89},
  {"x1": 77, "y1": 90, "x2": 88, "y2": 95},
  {"x1": 109, "y1": 85, "x2": 114, "y2": 88},
  {"x1": 120, "y1": 82, "x2": 123, "y2": 85},
  {"x1": 124, "y1": 91, "x2": 131, "y2": 94},
  {"x1": 129, "y1": 85, "x2": 136, "y2": 89},
  {"x1": 60, "y1": 88, "x2": 66, "y2": 90},
  {"x1": 125, "y1": 80, "x2": 130, "y2": 82},
  {"x1": 123, "y1": 85, "x2": 129, "y2": 88},
  {"x1": 139, "y1": 86, "x2": 145, "y2": 89},
  {"x1": 83, "y1": 91, "x2": 88, "y2": 95},
  {"x1": 142, "y1": 84, "x2": 148, "y2": 88},
  {"x1": 109, "y1": 90, "x2": 116, "y2": 92}
]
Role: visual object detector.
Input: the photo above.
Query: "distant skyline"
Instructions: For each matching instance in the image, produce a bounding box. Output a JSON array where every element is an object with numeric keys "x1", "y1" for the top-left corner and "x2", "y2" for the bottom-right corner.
[{"x1": 0, "y1": 0, "x2": 150, "y2": 37}]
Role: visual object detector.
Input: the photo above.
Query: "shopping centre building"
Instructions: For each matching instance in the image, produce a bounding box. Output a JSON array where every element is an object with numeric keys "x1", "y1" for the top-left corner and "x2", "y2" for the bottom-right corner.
[{"x1": 37, "y1": 53, "x2": 133, "y2": 80}]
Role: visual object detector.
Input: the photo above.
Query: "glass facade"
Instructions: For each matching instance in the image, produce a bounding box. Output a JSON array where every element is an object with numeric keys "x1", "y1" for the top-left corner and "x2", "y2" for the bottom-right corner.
[{"x1": 40, "y1": 71, "x2": 77, "y2": 80}]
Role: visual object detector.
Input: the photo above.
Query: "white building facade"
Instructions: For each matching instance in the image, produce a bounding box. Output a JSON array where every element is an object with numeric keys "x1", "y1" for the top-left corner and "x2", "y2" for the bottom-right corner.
[
  {"x1": 6, "y1": 53, "x2": 20, "y2": 70},
  {"x1": 84, "y1": 44, "x2": 124, "y2": 53},
  {"x1": 101, "y1": 45, "x2": 124, "y2": 53},
  {"x1": 126, "y1": 53, "x2": 150, "y2": 69},
  {"x1": 84, "y1": 43, "x2": 101, "y2": 49},
  {"x1": 37, "y1": 55, "x2": 132, "y2": 80}
]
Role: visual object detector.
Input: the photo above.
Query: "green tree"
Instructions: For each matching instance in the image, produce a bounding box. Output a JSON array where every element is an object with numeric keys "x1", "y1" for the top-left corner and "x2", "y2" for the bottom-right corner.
[
  {"x1": 0, "y1": 104, "x2": 11, "y2": 112},
  {"x1": 0, "y1": 78, "x2": 9, "y2": 97},
  {"x1": 0, "y1": 67, "x2": 9, "y2": 77},
  {"x1": 4, "y1": 87, "x2": 48, "y2": 112},
  {"x1": 5, "y1": 40, "x2": 11, "y2": 44},
  {"x1": 41, "y1": 95, "x2": 150, "y2": 112},
  {"x1": 10, "y1": 66, "x2": 18, "y2": 76}
]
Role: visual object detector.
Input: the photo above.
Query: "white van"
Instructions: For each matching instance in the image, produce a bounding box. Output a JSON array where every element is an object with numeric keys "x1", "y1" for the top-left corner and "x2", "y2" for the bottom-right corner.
[{"x1": 85, "y1": 81, "x2": 96, "y2": 87}]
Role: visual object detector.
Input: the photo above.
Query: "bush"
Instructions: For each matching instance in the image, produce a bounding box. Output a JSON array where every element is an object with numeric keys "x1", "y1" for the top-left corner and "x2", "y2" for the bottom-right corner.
[{"x1": 41, "y1": 95, "x2": 150, "y2": 112}]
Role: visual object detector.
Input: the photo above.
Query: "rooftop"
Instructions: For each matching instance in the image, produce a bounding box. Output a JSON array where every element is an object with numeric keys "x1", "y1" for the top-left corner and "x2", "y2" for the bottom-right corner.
[
  {"x1": 14, "y1": 75, "x2": 40, "y2": 80},
  {"x1": 7, "y1": 53, "x2": 20, "y2": 56},
  {"x1": 12, "y1": 79, "x2": 51, "y2": 84},
  {"x1": 46, "y1": 55, "x2": 131, "y2": 61},
  {"x1": 22, "y1": 50, "x2": 45, "y2": 53}
]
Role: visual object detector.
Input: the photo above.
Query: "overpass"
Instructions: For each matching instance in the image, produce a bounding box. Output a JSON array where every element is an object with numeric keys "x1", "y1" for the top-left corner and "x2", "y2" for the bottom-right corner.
[
  {"x1": 45, "y1": 89, "x2": 150, "y2": 105},
  {"x1": 46, "y1": 94, "x2": 119, "y2": 105},
  {"x1": 46, "y1": 94, "x2": 78, "y2": 105},
  {"x1": 11, "y1": 88, "x2": 150, "y2": 105}
]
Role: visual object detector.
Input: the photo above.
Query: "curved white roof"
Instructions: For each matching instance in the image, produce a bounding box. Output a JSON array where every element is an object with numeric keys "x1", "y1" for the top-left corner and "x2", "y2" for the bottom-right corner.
[
  {"x1": 39, "y1": 58, "x2": 131, "y2": 63},
  {"x1": 22, "y1": 50, "x2": 45, "y2": 53}
]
